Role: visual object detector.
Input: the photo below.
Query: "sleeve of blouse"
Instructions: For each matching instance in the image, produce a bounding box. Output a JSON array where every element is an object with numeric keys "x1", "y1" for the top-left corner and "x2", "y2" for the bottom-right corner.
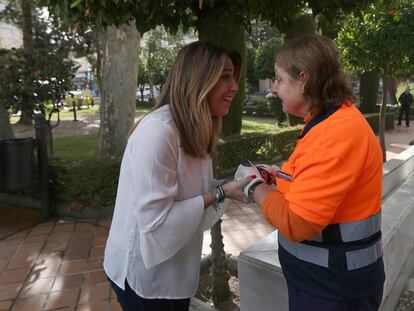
[{"x1": 128, "y1": 118, "x2": 205, "y2": 269}]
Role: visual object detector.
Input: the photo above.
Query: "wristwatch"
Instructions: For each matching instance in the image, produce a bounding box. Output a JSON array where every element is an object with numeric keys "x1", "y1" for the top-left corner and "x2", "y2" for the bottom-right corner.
[{"x1": 248, "y1": 181, "x2": 264, "y2": 201}]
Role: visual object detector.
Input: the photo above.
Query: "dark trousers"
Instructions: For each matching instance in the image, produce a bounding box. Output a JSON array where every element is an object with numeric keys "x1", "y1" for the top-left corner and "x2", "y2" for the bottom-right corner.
[
  {"x1": 398, "y1": 103, "x2": 411, "y2": 126},
  {"x1": 109, "y1": 278, "x2": 191, "y2": 311},
  {"x1": 287, "y1": 284, "x2": 383, "y2": 311}
]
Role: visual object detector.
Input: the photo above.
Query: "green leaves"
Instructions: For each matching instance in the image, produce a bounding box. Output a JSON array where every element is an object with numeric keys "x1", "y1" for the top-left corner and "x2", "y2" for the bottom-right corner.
[
  {"x1": 70, "y1": 0, "x2": 83, "y2": 8},
  {"x1": 337, "y1": 2, "x2": 414, "y2": 77},
  {"x1": 0, "y1": 6, "x2": 78, "y2": 113},
  {"x1": 255, "y1": 37, "x2": 282, "y2": 80}
]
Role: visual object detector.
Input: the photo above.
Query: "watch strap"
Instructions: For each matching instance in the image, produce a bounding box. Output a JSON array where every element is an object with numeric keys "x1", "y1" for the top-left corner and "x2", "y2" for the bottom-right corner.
[{"x1": 248, "y1": 180, "x2": 264, "y2": 200}]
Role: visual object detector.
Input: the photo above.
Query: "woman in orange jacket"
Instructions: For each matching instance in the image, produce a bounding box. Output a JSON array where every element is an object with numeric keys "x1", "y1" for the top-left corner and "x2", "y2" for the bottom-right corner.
[{"x1": 237, "y1": 35, "x2": 385, "y2": 311}]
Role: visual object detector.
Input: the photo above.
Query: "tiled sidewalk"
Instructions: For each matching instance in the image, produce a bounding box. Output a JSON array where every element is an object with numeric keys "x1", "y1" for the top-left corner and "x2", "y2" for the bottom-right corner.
[
  {"x1": 0, "y1": 200, "x2": 273, "y2": 311},
  {"x1": 0, "y1": 216, "x2": 116, "y2": 311}
]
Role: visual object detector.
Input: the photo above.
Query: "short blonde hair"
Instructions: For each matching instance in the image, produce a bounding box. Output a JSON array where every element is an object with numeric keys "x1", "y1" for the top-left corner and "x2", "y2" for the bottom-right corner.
[
  {"x1": 155, "y1": 41, "x2": 241, "y2": 157},
  {"x1": 276, "y1": 35, "x2": 354, "y2": 113}
]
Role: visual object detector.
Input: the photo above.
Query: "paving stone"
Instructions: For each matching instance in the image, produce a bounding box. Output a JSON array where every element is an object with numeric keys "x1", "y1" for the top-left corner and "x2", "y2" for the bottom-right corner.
[{"x1": 44, "y1": 288, "x2": 79, "y2": 310}]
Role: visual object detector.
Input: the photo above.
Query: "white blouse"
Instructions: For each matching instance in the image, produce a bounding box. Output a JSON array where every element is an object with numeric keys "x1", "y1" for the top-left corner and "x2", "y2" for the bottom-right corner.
[{"x1": 103, "y1": 105, "x2": 227, "y2": 299}]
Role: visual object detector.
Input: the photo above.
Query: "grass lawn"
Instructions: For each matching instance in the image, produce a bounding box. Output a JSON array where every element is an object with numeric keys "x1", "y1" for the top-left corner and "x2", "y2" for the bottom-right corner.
[
  {"x1": 53, "y1": 114, "x2": 286, "y2": 161},
  {"x1": 53, "y1": 133, "x2": 99, "y2": 161},
  {"x1": 241, "y1": 116, "x2": 281, "y2": 134},
  {"x1": 10, "y1": 106, "x2": 100, "y2": 124},
  {"x1": 10, "y1": 106, "x2": 152, "y2": 124}
]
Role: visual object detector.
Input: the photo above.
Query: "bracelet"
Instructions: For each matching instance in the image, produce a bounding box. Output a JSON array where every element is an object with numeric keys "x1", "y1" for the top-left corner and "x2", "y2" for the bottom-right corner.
[
  {"x1": 217, "y1": 185, "x2": 225, "y2": 203},
  {"x1": 210, "y1": 185, "x2": 225, "y2": 211},
  {"x1": 248, "y1": 181, "x2": 264, "y2": 201}
]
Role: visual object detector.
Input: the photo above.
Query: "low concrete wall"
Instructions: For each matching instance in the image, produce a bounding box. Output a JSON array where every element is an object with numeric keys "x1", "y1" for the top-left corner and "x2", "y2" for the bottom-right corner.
[{"x1": 238, "y1": 146, "x2": 414, "y2": 311}]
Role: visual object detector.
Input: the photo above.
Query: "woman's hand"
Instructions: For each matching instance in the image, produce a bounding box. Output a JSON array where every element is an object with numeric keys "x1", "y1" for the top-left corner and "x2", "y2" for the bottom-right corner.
[
  {"x1": 222, "y1": 176, "x2": 254, "y2": 203},
  {"x1": 256, "y1": 164, "x2": 280, "y2": 185}
]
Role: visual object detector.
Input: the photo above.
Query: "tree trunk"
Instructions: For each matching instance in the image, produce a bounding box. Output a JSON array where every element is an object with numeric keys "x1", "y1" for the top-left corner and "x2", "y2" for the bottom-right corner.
[
  {"x1": 149, "y1": 79, "x2": 155, "y2": 101},
  {"x1": 19, "y1": 0, "x2": 34, "y2": 125},
  {"x1": 96, "y1": 32, "x2": 104, "y2": 97},
  {"x1": 285, "y1": 13, "x2": 316, "y2": 39},
  {"x1": 197, "y1": 11, "x2": 246, "y2": 137},
  {"x1": 0, "y1": 105, "x2": 14, "y2": 140},
  {"x1": 379, "y1": 75, "x2": 388, "y2": 162},
  {"x1": 98, "y1": 21, "x2": 140, "y2": 159},
  {"x1": 140, "y1": 89, "x2": 144, "y2": 103},
  {"x1": 359, "y1": 71, "x2": 380, "y2": 113},
  {"x1": 284, "y1": 13, "x2": 316, "y2": 126},
  {"x1": 387, "y1": 77, "x2": 398, "y2": 106},
  {"x1": 210, "y1": 219, "x2": 234, "y2": 310},
  {"x1": 196, "y1": 10, "x2": 245, "y2": 309},
  {"x1": 319, "y1": 17, "x2": 339, "y2": 39}
]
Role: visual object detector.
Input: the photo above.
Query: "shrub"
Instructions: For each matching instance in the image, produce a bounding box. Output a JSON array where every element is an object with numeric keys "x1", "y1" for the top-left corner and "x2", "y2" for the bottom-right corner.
[
  {"x1": 267, "y1": 96, "x2": 286, "y2": 125},
  {"x1": 136, "y1": 98, "x2": 155, "y2": 108},
  {"x1": 243, "y1": 95, "x2": 275, "y2": 117},
  {"x1": 47, "y1": 127, "x2": 301, "y2": 207},
  {"x1": 51, "y1": 158, "x2": 121, "y2": 209},
  {"x1": 364, "y1": 112, "x2": 395, "y2": 133},
  {"x1": 216, "y1": 127, "x2": 301, "y2": 178}
]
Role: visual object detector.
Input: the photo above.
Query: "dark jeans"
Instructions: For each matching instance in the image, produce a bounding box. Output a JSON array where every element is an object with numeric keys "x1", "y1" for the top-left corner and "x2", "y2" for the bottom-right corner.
[
  {"x1": 287, "y1": 284, "x2": 383, "y2": 311},
  {"x1": 398, "y1": 103, "x2": 411, "y2": 126},
  {"x1": 109, "y1": 278, "x2": 191, "y2": 311}
]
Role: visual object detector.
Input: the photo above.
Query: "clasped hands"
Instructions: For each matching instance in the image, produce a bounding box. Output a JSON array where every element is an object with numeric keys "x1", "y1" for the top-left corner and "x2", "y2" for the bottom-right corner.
[
  {"x1": 220, "y1": 159, "x2": 279, "y2": 203},
  {"x1": 234, "y1": 159, "x2": 280, "y2": 201}
]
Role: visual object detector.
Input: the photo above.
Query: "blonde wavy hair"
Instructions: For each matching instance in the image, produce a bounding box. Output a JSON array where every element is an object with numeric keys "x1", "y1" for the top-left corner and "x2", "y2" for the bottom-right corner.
[{"x1": 134, "y1": 41, "x2": 241, "y2": 158}]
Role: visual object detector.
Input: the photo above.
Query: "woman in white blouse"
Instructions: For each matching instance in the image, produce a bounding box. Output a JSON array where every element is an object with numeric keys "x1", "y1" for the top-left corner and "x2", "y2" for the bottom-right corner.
[{"x1": 104, "y1": 41, "x2": 253, "y2": 311}]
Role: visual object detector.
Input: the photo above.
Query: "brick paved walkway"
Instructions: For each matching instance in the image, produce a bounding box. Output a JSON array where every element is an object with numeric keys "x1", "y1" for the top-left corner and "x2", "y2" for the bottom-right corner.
[{"x1": 0, "y1": 200, "x2": 272, "y2": 311}]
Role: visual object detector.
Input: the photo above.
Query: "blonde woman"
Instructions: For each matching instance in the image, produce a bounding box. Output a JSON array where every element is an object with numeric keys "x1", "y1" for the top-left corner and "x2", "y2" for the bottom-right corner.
[{"x1": 104, "y1": 41, "x2": 252, "y2": 311}]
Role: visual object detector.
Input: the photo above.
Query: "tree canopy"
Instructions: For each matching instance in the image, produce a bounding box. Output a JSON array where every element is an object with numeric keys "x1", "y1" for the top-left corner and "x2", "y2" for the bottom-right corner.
[
  {"x1": 337, "y1": 1, "x2": 414, "y2": 77},
  {"x1": 0, "y1": 6, "x2": 77, "y2": 115},
  {"x1": 337, "y1": 0, "x2": 414, "y2": 161},
  {"x1": 255, "y1": 37, "x2": 282, "y2": 80}
]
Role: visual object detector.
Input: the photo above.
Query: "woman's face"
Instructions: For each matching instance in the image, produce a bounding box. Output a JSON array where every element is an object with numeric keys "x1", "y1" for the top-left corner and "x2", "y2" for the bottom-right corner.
[
  {"x1": 208, "y1": 56, "x2": 239, "y2": 117},
  {"x1": 272, "y1": 64, "x2": 310, "y2": 117}
]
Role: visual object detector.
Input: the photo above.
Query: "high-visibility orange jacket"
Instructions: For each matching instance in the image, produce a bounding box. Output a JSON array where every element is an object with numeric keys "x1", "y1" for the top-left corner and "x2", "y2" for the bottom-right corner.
[
  {"x1": 261, "y1": 103, "x2": 384, "y2": 301},
  {"x1": 263, "y1": 103, "x2": 382, "y2": 232}
]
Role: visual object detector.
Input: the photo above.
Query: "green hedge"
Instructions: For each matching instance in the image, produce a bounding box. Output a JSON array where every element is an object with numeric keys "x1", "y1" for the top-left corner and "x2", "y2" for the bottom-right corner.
[
  {"x1": 51, "y1": 158, "x2": 120, "y2": 209},
  {"x1": 243, "y1": 95, "x2": 286, "y2": 121},
  {"x1": 48, "y1": 127, "x2": 301, "y2": 209},
  {"x1": 216, "y1": 127, "x2": 301, "y2": 178},
  {"x1": 364, "y1": 112, "x2": 395, "y2": 133},
  {"x1": 27, "y1": 112, "x2": 398, "y2": 210}
]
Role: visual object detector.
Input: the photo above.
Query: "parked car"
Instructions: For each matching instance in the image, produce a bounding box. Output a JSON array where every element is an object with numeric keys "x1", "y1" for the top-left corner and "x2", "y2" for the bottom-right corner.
[{"x1": 136, "y1": 87, "x2": 151, "y2": 99}]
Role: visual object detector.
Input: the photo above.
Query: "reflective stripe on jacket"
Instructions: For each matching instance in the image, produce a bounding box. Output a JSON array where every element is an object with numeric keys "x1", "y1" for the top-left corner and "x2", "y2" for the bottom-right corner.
[{"x1": 279, "y1": 212, "x2": 382, "y2": 270}]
